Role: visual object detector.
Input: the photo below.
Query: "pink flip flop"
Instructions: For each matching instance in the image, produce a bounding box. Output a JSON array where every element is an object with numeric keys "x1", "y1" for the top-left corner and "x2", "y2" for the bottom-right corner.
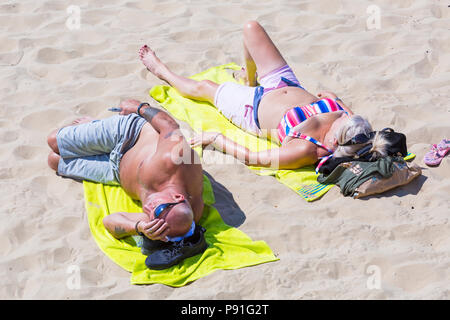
[{"x1": 424, "y1": 139, "x2": 450, "y2": 166}]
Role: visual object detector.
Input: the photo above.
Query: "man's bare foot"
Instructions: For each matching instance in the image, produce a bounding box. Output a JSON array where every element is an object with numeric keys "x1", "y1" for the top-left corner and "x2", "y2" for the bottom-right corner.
[
  {"x1": 139, "y1": 45, "x2": 167, "y2": 80},
  {"x1": 72, "y1": 116, "x2": 94, "y2": 125}
]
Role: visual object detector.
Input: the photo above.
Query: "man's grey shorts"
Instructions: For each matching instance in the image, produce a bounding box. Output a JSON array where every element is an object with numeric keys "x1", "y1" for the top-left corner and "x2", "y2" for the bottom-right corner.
[{"x1": 56, "y1": 114, "x2": 147, "y2": 185}]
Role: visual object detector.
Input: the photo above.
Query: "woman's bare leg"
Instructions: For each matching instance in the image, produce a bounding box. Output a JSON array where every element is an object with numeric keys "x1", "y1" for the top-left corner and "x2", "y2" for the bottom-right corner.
[
  {"x1": 242, "y1": 21, "x2": 287, "y2": 80},
  {"x1": 139, "y1": 45, "x2": 219, "y2": 105}
]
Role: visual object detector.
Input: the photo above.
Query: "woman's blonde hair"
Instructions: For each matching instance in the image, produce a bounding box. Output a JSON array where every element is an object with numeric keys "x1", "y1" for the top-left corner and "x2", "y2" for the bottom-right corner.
[{"x1": 333, "y1": 115, "x2": 390, "y2": 159}]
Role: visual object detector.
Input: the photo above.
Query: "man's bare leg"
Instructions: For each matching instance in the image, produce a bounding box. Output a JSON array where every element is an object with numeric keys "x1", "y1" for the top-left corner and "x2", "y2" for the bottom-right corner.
[
  {"x1": 139, "y1": 45, "x2": 219, "y2": 105},
  {"x1": 47, "y1": 116, "x2": 96, "y2": 173},
  {"x1": 47, "y1": 116, "x2": 94, "y2": 155},
  {"x1": 48, "y1": 151, "x2": 60, "y2": 171}
]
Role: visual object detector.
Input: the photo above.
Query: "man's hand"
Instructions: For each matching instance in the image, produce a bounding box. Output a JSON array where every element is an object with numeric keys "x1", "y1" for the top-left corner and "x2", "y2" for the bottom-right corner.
[
  {"x1": 118, "y1": 99, "x2": 141, "y2": 115},
  {"x1": 317, "y1": 91, "x2": 338, "y2": 100},
  {"x1": 137, "y1": 219, "x2": 170, "y2": 242}
]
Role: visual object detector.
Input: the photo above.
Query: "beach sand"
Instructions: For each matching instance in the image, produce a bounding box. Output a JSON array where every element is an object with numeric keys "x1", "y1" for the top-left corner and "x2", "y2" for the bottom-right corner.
[{"x1": 0, "y1": 0, "x2": 449, "y2": 299}]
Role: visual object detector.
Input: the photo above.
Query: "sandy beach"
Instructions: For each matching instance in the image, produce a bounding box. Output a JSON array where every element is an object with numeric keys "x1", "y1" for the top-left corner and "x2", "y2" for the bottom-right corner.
[{"x1": 0, "y1": 0, "x2": 449, "y2": 299}]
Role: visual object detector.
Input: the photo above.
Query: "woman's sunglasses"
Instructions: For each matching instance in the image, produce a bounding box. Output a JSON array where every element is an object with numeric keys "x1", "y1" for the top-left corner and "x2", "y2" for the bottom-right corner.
[{"x1": 340, "y1": 131, "x2": 376, "y2": 146}]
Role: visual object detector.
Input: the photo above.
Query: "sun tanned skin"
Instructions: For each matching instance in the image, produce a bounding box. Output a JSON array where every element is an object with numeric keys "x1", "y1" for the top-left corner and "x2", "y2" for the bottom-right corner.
[
  {"x1": 112, "y1": 101, "x2": 204, "y2": 240},
  {"x1": 47, "y1": 100, "x2": 204, "y2": 241},
  {"x1": 138, "y1": 21, "x2": 355, "y2": 170},
  {"x1": 119, "y1": 103, "x2": 203, "y2": 207}
]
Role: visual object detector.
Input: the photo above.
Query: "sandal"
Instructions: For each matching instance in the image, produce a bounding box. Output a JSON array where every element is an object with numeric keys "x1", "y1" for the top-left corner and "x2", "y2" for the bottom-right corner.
[{"x1": 424, "y1": 139, "x2": 450, "y2": 166}]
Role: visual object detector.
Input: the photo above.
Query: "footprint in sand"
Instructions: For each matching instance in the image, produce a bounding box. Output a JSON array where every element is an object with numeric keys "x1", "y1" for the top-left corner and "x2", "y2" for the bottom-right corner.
[
  {"x1": 20, "y1": 109, "x2": 71, "y2": 131},
  {"x1": 36, "y1": 47, "x2": 81, "y2": 64},
  {"x1": 0, "y1": 3, "x2": 22, "y2": 14},
  {"x1": 169, "y1": 29, "x2": 219, "y2": 43},
  {"x1": 389, "y1": 263, "x2": 442, "y2": 292},
  {"x1": 413, "y1": 56, "x2": 436, "y2": 78},
  {"x1": 131, "y1": 1, "x2": 191, "y2": 18},
  {"x1": 52, "y1": 247, "x2": 74, "y2": 264},
  {"x1": 85, "y1": 62, "x2": 135, "y2": 79},
  {"x1": 74, "y1": 101, "x2": 106, "y2": 115},
  {"x1": 291, "y1": 44, "x2": 333, "y2": 63},
  {"x1": 0, "y1": 51, "x2": 24, "y2": 66},
  {"x1": 430, "y1": 4, "x2": 450, "y2": 18},
  {"x1": 0, "y1": 130, "x2": 19, "y2": 143},
  {"x1": 12, "y1": 145, "x2": 43, "y2": 160},
  {"x1": 0, "y1": 168, "x2": 13, "y2": 179},
  {"x1": 30, "y1": 176, "x2": 50, "y2": 193},
  {"x1": 0, "y1": 37, "x2": 21, "y2": 66},
  {"x1": 349, "y1": 41, "x2": 387, "y2": 57}
]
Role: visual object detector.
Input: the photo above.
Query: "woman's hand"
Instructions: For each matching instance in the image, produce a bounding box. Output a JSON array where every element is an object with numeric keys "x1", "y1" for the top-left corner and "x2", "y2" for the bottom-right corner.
[
  {"x1": 137, "y1": 219, "x2": 169, "y2": 242},
  {"x1": 118, "y1": 99, "x2": 142, "y2": 115},
  {"x1": 317, "y1": 91, "x2": 338, "y2": 100},
  {"x1": 190, "y1": 132, "x2": 221, "y2": 148}
]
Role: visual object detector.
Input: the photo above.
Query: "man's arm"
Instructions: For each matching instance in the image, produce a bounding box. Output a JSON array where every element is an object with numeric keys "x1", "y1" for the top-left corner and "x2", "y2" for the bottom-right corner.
[
  {"x1": 138, "y1": 104, "x2": 180, "y2": 136},
  {"x1": 103, "y1": 212, "x2": 170, "y2": 241},
  {"x1": 103, "y1": 212, "x2": 148, "y2": 238},
  {"x1": 118, "y1": 99, "x2": 180, "y2": 136}
]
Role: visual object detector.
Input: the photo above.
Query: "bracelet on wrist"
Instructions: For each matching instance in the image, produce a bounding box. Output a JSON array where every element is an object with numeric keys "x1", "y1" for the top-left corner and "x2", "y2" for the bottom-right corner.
[
  {"x1": 137, "y1": 102, "x2": 150, "y2": 117},
  {"x1": 135, "y1": 220, "x2": 144, "y2": 236}
]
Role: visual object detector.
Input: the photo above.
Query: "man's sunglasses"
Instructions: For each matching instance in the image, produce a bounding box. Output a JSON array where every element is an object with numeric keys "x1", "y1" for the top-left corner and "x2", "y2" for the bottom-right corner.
[
  {"x1": 154, "y1": 199, "x2": 186, "y2": 218},
  {"x1": 340, "y1": 131, "x2": 376, "y2": 146}
]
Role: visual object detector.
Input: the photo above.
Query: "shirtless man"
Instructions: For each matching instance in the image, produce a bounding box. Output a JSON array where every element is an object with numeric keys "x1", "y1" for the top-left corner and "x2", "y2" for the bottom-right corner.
[{"x1": 47, "y1": 99, "x2": 204, "y2": 245}]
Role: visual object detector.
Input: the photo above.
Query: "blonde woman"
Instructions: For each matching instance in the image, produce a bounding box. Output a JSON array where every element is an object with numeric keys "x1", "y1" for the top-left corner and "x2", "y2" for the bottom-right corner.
[{"x1": 140, "y1": 21, "x2": 388, "y2": 170}]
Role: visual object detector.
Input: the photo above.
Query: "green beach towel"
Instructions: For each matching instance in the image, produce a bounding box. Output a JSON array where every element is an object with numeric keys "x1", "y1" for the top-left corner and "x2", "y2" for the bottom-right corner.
[
  {"x1": 149, "y1": 62, "x2": 416, "y2": 201},
  {"x1": 83, "y1": 175, "x2": 278, "y2": 286}
]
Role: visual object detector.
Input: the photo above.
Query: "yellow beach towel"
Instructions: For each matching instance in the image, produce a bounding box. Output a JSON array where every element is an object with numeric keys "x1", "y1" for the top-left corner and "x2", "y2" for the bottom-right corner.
[
  {"x1": 84, "y1": 175, "x2": 278, "y2": 286},
  {"x1": 149, "y1": 63, "x2": 334, "y2": 201}
]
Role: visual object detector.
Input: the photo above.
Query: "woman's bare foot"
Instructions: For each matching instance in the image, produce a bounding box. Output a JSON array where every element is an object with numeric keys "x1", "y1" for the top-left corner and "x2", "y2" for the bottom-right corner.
[
  {"x1": 233, "y1": 67, "x2": 258, "y2": 86},
  {"x1": 138, "y1": 44, "x2": 218, "y2": 103},
  {"x1": 233, "y1": 67, "x2": 246, "y2": 83},
  {"x1": 139, "y1": 45, "x2": 168, "y2": 80}
]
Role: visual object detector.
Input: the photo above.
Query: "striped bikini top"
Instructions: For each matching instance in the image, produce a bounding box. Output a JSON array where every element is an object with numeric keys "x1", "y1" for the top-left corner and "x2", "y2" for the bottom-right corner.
[
  {"x1": 277, "y1": 98, "x2": 344, "y2": 143},
  {"x1": 277, "y1": 98, "x2": 344, "y2": 173}
]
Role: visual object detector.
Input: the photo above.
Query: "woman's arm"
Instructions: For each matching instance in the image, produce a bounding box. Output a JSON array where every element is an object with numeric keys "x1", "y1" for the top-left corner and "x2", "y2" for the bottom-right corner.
[{"x1": 191, "y1": 132, "x2": 316, "y2": 169}]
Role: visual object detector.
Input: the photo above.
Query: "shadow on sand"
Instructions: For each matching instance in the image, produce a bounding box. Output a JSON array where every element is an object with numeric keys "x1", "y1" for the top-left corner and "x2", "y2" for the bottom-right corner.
[{"x1": 203, "y1": 171, "x2": 246, "y2": 228}]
